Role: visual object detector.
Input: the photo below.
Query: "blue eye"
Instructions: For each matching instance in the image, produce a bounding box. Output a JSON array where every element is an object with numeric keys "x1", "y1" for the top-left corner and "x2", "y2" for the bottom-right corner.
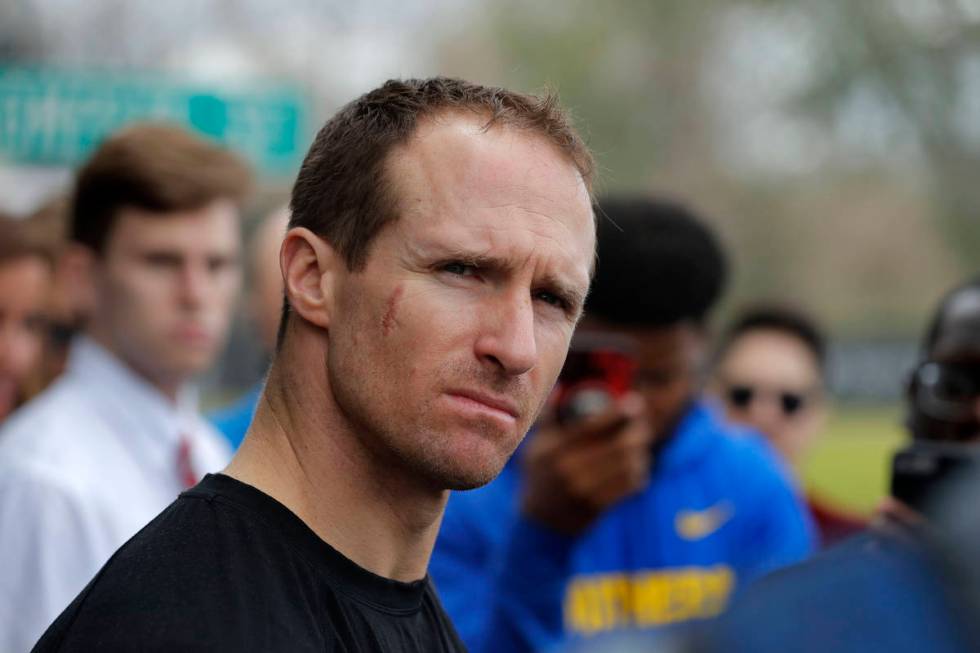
[
  {"x1": 442, "y1": 262, "x2": 477, "y2": 276},
  {"x1": 534, "y1": 290, "x2": 567, "y2": 310}
]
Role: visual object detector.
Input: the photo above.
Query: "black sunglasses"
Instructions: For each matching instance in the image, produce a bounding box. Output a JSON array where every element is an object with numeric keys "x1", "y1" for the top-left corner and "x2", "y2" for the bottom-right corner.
[{"x1": 725, "y1": 384, "x2": 808, "y2": 417}]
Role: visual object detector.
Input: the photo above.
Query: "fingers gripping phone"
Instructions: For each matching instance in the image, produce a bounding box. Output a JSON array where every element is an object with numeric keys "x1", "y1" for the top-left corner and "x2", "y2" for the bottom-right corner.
[{"x1": 553, "y1": 334, "x2": 637, "y2": 425}]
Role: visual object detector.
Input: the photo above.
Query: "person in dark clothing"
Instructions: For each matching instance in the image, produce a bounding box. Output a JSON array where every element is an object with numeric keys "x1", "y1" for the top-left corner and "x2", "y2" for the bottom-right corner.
[{"x1": 33, "y1": 77, "x2": 598, "y2": 652}]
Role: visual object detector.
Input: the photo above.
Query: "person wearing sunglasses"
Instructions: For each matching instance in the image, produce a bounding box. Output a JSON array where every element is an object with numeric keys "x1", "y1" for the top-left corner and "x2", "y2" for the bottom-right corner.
[{"x1": 710, "y1": 305, "x2": 866, "y2": 546}]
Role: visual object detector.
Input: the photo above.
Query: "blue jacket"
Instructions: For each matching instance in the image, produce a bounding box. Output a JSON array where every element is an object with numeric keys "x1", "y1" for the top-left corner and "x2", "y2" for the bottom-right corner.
[{"x1": 430, "y1": 401, "x2": 816, "y2": 653}]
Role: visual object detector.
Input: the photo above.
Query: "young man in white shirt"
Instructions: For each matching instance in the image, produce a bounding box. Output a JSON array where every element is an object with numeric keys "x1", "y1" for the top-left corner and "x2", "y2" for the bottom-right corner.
[{"x1": 0, "y1": 123, "x2": 252, "y2": 653}]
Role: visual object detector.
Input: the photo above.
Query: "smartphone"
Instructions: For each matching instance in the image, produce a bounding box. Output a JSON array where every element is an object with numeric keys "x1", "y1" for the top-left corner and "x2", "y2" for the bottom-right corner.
[
  {"x1": 553, "y1": 333, "x2": 637, "y2": 425},
  {"x1": 890, "y1": 440, "x2": 980, "y2": 514}
]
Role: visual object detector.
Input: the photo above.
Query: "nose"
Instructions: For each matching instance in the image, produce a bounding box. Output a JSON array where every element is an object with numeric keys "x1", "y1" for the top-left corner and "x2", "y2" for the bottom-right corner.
[
  {"x1": 177, "y1": 262, "x2": 208, "y2": 308},
  {"x1": 474, "y1": 291, "x2": 538, "y2": 376},
  {"x1": 746, "y1": 396, "x2": 784, "y2": 435}
]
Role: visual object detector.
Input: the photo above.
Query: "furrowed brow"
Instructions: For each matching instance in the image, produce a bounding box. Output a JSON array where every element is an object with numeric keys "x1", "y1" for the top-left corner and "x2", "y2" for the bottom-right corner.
[
  {"x1": 539, "y1": 271, "x2": 588, "y2": 313},
  {"x1": 428, "y1": 244, "x2": 588, "y2": 311},
  {"x1": 431, "y1": 246, "x2": 506, "y2": 270}
]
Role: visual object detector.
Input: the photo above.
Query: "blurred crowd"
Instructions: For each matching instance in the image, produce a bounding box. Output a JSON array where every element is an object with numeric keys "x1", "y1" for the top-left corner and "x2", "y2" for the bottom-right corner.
[{"x1": 1, "y1": 103, "x2": 979, "y2": 652}]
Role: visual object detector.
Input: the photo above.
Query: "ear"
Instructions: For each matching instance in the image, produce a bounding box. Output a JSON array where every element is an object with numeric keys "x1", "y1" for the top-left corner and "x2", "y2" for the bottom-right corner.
[{"x1": 280, "y1": 227, "x2": 340, "y2": 330}]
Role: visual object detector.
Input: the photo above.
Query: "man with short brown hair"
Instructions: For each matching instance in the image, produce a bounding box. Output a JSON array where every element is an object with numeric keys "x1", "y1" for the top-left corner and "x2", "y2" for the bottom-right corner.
[
  {"x1": 33, "y1": 77, "x2": 596, "y2": 652},
  {"x1": 0, "y1": 123, "x2": 251, "y2": 652}
]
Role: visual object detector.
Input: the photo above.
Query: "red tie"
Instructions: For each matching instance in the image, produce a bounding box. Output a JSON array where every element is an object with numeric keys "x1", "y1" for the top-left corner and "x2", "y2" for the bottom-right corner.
[{"x1": 176, "y1": 436, "x2": 199, "y2": 489}]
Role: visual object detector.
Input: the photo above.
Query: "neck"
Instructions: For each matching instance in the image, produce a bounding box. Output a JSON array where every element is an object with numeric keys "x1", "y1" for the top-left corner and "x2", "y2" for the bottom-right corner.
[{"x1": 224, "y1": 335, "x2": 447, "y2": 582}]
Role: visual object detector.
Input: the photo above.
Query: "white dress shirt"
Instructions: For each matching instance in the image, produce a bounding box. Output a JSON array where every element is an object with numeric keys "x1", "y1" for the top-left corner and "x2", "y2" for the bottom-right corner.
[{"x1": 0, "y1": 337, "x2": 231, "y2": 652}]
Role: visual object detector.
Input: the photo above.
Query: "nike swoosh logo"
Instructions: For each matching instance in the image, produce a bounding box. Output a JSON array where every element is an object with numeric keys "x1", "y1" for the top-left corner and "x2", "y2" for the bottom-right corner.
[{"x1": 675, "y1": 502, "x2": 734, "y2": 541}]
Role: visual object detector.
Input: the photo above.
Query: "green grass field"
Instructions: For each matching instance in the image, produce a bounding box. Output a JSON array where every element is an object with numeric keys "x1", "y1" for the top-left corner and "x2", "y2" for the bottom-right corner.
[{"x1": 799, "y1": 405, "x2": 907, "y2": 516}]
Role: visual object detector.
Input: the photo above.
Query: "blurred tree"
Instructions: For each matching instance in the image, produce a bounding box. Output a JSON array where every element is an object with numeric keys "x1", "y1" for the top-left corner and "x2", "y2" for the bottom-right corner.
[
  {"x1": 441, "y1": 0, "x2": 722, "y2": 192},
  {"x1": 789, "y1": 0, "x2": 980, "y2": 270}
]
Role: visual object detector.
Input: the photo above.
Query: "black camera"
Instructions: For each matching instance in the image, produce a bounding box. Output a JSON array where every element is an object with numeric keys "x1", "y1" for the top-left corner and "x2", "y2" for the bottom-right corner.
[{"x1": 891, "y1": 441, "x2": 980, "y2": 515}]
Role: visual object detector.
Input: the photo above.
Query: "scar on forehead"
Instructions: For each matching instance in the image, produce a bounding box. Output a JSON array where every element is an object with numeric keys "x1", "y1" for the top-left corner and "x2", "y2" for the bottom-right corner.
[{"x1": 381, "y1": 285, "x2": 404, "y2": 336}]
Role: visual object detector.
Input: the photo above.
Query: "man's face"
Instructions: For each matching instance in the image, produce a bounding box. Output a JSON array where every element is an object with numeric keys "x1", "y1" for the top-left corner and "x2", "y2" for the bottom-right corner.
[
  {"x1": 713, "y1": 329, "x2": 825, "y2": 464},
  {"x1": 87, "y1": 201, "x2": 242, "y2": 395},
  {"x1": 0, "y1": 256, "x2": 51, "y2": 419},
  {"x1": 326, "y1": 115, "x2": 595, "y2": 491},
  {"x1": 580, "y1": 321, "x2": 706, "y2": 441}
]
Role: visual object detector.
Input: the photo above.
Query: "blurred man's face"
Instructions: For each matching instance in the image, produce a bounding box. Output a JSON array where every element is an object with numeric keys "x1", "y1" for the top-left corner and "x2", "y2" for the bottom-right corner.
[
  {"x1": 0, "y1": 256, "x2": 51, "y2": 420},
  {"x1": 713, "y1": 329, "x2": 826, "y2": 465},
  {"x1": 585, "y1": 322, "x2": 706, "y2": 441},
  {"x1": 87, "y1": 201, "x2": 242, "y2": 398},
  {"x1": 909, "y1": 289, "x2": 980, "y2": 441},
  {"x1": 325, "y1": 115, "x2": 595, "y2": 491}
]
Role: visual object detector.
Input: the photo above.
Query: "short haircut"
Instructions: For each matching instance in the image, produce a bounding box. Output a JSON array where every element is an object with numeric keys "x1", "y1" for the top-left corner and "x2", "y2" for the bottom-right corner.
[
  {"x1": 922, "y1": 275, "x2": 980, "y2": 355},
  {"x1": 0, "y1": 215, "x2": 54, "y2": 269},
  {"x1": 71, "y1": 122, "x2": 253, "y2": 254},
  {"x1": 280, "y1": 76, "x2": 594, "y2": 345},
  {"x1": 586, "y1": 196, "x2": 728, "y2": 327},
  {"x1": 715, "y1": 304, "x2": 828, "y2": 375}
]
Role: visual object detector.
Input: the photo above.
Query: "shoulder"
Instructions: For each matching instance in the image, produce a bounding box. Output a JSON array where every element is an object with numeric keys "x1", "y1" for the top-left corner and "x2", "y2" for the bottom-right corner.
[
  {"x1": 35, "y1": 492, "x2": 308, "y2": 650},
  {"x1": 664, "y1": 404, "x2": 810, "y2": 539},
  {"x1": 0, "y1": 456, "x2": 98, "y2": 541},
  {"x1": 711, "y1": 406, "x2": 791, "y2": 478},
  {"x1": 670, "y1": 402, "x2": 793, "y2": 487},
  {"x1": 0, "y1": 378, "x2": 103, "y2": 474},
  {"x1": 0, "y1": 386, "x2": 106, "y2": 515}
]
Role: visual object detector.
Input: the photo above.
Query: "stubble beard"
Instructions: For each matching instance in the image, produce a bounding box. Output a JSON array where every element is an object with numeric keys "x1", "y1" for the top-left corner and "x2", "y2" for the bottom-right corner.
[{"x1": 327, "y1": 355, "x2": 535, "y2": 492}]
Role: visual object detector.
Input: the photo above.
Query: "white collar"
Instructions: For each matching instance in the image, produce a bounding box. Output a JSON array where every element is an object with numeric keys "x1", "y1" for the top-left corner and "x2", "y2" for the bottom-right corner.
[{"x1": 65, "y1": 336, "x2": 203, "y2": 455}]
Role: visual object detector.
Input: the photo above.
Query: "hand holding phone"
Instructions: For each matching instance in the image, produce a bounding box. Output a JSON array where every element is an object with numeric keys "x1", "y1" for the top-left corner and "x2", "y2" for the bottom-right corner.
[
  {"x1": 519, "y1": 334, "x2": 653, "y2": 535},
  {"x1": 553, "y1": 334, "x2": 637, "y2": 425}
]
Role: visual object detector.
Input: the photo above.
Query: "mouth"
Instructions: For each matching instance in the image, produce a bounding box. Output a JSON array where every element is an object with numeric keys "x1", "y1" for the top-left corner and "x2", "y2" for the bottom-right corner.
[
  {"x1": 172, "y1": 325, "x2": 212, "y2": 345},
  {"x1": 444, "y1": 389, "x2": 521, "y2": 423}
]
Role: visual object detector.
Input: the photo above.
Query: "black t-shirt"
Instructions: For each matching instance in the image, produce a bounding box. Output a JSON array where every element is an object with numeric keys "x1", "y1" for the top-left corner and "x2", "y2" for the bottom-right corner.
[{"x1": 33, "y1": 474, "x2": 466, "y2": 652}]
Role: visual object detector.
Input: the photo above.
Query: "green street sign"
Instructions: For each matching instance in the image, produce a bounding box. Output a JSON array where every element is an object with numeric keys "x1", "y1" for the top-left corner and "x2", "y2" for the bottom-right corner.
[{"x1": 0, "y1": 66, "x2": 309, "y2": 177}]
